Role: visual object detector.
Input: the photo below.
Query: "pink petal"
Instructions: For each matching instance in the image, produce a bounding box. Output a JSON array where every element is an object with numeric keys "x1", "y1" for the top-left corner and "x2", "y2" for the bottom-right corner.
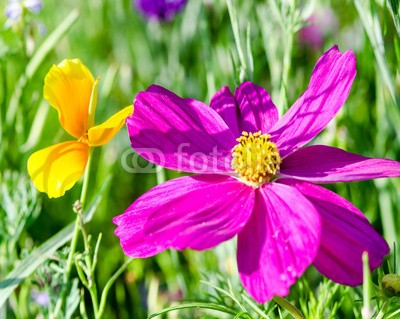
[
  {"x1": 269, "y1": 46, "x2": 356, "y2": 158},
  {"x1": 280, "y1": 145, "x2": 400, "y2": 183},
  {"x1": 235, "y1": 82, "x2": 279, "y2": 133},
  {"x1": 237, "y1": 182, "x2": 321, "y2": 302},
  {"x1": 281, "y1": 179, "x2": 390, "y2": 285},
  {"x1": 210, "y1": 86, "x2": 240, "y2": 137},
  {"x1": 128, "y1": 85, "x2": 236, "y2": 174},
  {"x1": 210, "y1": 82, "x2": 279, "y2": 137},
  {"x1": 114, "y1": 175, "x2": 255, "y2": 258}
]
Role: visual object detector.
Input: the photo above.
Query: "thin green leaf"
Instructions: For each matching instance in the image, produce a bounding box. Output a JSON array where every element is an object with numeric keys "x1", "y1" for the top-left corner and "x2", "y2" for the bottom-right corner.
[
  {"x1": 354, "y1": 0, "x2": 400, "y2": 138},
  {"x1": 387, "y1": 0, "x2": 400, "y2": 37},
  {"x1": 387, "y1": 305, "x2": 400, "y2": 319},
  {"x1": 242, "y1": 295, "x2": 271, "y2": 319},
  {"x1": 273, "y1": 296, "x2": 304, "y2": 319},
  {"x1": 148, "y1": 302, "x2": 238, "y2": 318},
  {"x1": 97, "y1": 259, "x2": 134, "y2": 319},
  {"x1": 6, "y1": 9, "x2": 80, "y2": 125},
  {"x1": 234, "y1": 311, "x2": 253, "y2": 319}
]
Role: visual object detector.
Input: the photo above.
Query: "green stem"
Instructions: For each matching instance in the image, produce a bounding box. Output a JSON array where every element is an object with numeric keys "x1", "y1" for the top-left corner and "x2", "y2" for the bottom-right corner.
[
  {"x1": 52, "y1": 215, "x2": 80, "y2": 317},
  {"x1": 88, "y1": 283, "x2": 99, "y2": 317},
  {"x1": 80, "y1": 149, "x2": 94, "y2": 207},
  {"x1": 273, "y1": 296, "x2": 304, "y2": 319},
  {"x1": 97, "y1": 259, "x2": 134, "y2": 319},
  {"x1": 65, "y1": 219, "x2": 80, "y2": 276},
  {"x1": 53, "y1": 150, "x2": 94, "y2": 317},
  {"x1": 75, "y1": 259, "x2": 89, "y2": 287},
  {"x1": 79, "y1": 289, "x2": 89, "y2": 319},
  {"x1": 156, "y1": 166, "x2": 166, "y2": 184},
  {"x1": 375, "y1": 299, "x2": 391, "y2": 319},
  {"x1": 75, "y1": 248, "x2": 99, "y2": 317},
  {"x1": 241, "y1": 295, "x2": 270, "y2": 319},
  {"x1": 362, "y1": 252, "x2": 373, "y2": 319},
  {"x1": 91, "y1": 233, "x2": 103, "y2": 273},
  {"x1": 169, "y1": 250, "x2": 188, "y2": 296},
  {"x1": 155, "y1": 168, "x2": 188, "y2": 295},
  {"x1": 78, "y1": 152, "x2": 100, "y2": 316}
]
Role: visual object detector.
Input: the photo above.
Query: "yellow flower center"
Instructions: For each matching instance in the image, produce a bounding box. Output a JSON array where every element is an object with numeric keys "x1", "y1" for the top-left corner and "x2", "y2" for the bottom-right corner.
[{"x1": 231, "y1": 131, "x2": 281, "y2": 187}]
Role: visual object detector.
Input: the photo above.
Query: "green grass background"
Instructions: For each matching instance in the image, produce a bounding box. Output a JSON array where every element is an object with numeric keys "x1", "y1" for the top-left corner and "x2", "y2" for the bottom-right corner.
[{"x1": 1, "y1": 0, "x2": 400, "y2": 318}]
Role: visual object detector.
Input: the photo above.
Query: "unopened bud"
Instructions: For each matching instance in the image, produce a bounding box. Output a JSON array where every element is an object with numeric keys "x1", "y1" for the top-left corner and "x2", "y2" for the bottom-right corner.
[{"x1": 382, "y1": 274, "x2": 400, "y2": 297}]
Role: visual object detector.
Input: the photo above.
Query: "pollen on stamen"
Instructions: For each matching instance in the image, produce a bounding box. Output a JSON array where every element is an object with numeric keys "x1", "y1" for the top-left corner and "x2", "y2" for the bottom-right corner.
[{"x1": 231, "y1": 131, "x2": 281, "y2": 187}]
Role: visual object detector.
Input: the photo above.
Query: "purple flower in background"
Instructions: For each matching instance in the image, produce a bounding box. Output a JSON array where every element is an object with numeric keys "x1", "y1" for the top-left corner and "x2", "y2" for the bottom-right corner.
[
  {"x1": 133, "y1": 0, "x2": 188, "y2": 22},
  {"x1": 31, "y1": 290, "x2": 49, "y2": 307},
  {"x1": 114, "y1": 46, "x2": 400, "y2": 302},
  {"x1": 299, "y1": 6, "x2": 338, "y2": 49},
  {"x1": 4, "y1": 0, "x2": 42, "y2": 27}
]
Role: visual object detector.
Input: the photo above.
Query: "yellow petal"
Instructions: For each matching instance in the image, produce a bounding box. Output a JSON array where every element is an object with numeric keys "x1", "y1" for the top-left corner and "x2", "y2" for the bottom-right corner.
[
  {"x1": 88, "y1": 105, "x2": 133, "y2": 146},
  {"x1": 27, "y1": 141, "x2": 90, "y2": 198},
  {"x1": 44, "y1": 59, "x2": 95, "y2": 138}
]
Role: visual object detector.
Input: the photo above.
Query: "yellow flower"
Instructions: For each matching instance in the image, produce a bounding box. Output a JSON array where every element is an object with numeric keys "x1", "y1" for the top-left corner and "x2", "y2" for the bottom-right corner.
[{"x1": 27, "y1": 59, "x2": 133, "y2": 198}]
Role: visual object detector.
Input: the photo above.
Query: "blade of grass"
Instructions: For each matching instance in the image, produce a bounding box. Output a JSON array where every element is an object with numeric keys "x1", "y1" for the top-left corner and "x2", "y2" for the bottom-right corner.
[
  {"x1": 148, "y1": 302, "x2": 238, "y2": 318},
  {"x1": 97, "y1": 259, "x2": 134, "y2": 319},
  {"x1": 6, "y1": 9, "x2": 80, "y2": 125},
  {"x1": 387, "y1": 0, "x2": 400, "y2": 37},
  {"x1": 242, "y1": 295, "x2": 272, "y2": 319},
  {"x1": 354, "y1": 0, "x2": 400, "y2": 138}
]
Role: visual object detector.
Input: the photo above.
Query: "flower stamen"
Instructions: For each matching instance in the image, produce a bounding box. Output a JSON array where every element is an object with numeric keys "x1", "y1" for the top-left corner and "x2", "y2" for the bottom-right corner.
[
  {"x1": 231, "y1": 131, "x2": 281, "y2": 187},
  {"x1": 78, "y1": 133, "x2": 89, "y2": 145}
]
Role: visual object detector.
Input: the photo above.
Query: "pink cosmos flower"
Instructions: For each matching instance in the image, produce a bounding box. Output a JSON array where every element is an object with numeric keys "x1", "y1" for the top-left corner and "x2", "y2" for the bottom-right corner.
[
  {"x1": 114, "y1": 46, "x2": 400, "y2": 302},
  {"x1": 299, "y1": 6, "x2": 338, "y2": 50}
]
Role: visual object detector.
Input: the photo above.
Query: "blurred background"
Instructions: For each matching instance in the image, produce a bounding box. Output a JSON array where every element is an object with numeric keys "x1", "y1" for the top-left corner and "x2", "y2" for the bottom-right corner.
[{"x1": 1, "y1": 0, "x2": 399, "y2": 318}]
